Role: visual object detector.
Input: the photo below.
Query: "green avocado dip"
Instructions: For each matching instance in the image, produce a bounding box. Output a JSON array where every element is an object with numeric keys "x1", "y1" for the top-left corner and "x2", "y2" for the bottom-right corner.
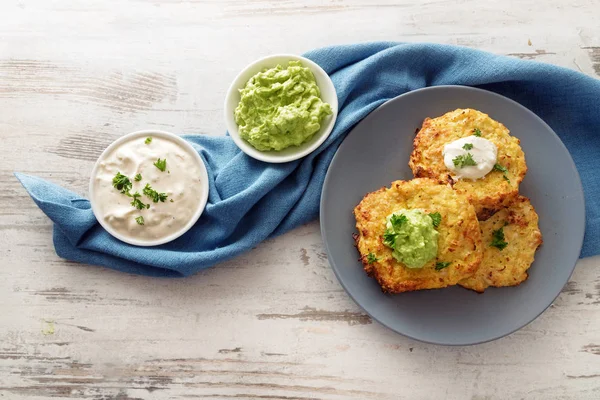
[
  {"x1": 382, "y1": 209, "x2": 439, "y2": 268},
  {"x1": 234, "y1": 61, "x2": 332, "y2": 152}
]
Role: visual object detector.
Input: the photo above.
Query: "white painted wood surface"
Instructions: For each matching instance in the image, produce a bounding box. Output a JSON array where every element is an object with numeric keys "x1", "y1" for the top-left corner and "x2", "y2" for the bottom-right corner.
[{"x1": 1, "y1": 1, "x2": 600, "y2": 399}]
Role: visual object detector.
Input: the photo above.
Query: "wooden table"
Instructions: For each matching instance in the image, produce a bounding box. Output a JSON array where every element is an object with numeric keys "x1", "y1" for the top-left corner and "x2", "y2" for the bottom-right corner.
[{"x1": 2, "y1": 1, "x2": 599, "y2": 399}]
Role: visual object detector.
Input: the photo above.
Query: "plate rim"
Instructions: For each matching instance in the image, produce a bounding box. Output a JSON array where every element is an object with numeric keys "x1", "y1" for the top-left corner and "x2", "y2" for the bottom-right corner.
[{"x1": 319, "y1": 84, "x2": 585, "y2": 346}]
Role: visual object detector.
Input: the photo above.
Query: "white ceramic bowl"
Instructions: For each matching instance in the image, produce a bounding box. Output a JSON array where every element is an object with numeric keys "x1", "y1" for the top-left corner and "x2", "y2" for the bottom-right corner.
[
  {"x1": 224, "y1": 54, "x2": 338, "y2": 163},
  {"x1": 89, "y1": 130, "x2": 209, "y2": 247}
]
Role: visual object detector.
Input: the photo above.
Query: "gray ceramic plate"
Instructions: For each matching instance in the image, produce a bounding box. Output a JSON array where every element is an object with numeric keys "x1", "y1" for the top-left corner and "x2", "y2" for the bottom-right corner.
[{"x1": 320, "y1": 85, "x2": 585, "y2": 345}]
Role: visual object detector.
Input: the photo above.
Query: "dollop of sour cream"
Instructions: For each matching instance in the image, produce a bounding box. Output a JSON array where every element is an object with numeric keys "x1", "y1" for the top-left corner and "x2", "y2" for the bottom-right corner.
[
  {"x1": 91, "y1": 135, "x2": 204, "y2": 243},
  {"x1": 443, "y1": 136, "x2": 498, "y2": 180}
]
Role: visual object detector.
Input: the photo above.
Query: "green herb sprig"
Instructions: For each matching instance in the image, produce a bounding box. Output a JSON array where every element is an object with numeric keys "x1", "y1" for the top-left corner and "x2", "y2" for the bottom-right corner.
[
  {"x1": 129, "y1": 192, "x2": 149, "y2": 210},
  {"x1": 452, "y1": 153, "x2": 477, "y2": 168},
  {"x1": 112, "y1": 172, "x2": 132, "y2": 194},
  {"x1": 428, "y1": 212, "x2": 441, "y2": 228},
  {"x1": 493, "y1": 163, "x2": 510, "y2": 182},
  {"x1": 366, "y1": 253, "x2": 378, "y2": 264},
  {"x1": 490, "y1": 226, "x2": 508, "y2": 250},
  {"x1": 154, "y1": 158, "x2": 167, "y2": 172},
  {"x1": 143, "y1": 184, "x2": 168, "y2": 203},
  {"x1": 435, "y1": 261, "x2": 451, "y2": 271}
]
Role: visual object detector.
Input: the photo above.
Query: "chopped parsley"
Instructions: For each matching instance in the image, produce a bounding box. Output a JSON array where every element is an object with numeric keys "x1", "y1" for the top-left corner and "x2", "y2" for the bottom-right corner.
[
  {"x1": 143, "y1": 183, "x2": 168, "y2": 203},
  {"x1": 134, "y1": 173, "x2": 142, "y2": 182},
  {"x1": 130, "y1": 192, "x2": 149, "y2": 210},
  {"x1": 435, "y1": 261, "x2": 451, "y2": 271},
  {"x1": 428, "y1": 212, "x2": 441, "y2": 228},
  {"x1": 366, "y1": 253, "x2": 378, "y2": 264},
  {"x1": 473, "y1": 128, "x2": 482, "y2": 137},
  {"x1": 390, "y1": 213, "x2": 408, "y2": 228},
  {"x1": 383, "y1": 231, "x2": 398, "y2": 247},
  {"x1": 153, "y1": 158, "x2": 167, "y2": 172},
  {"x1": 112, "y1": 172, "x2": 132, "y2": 194},
  {"x1": 135, "y1": 216, "x2": 145, "y2": 225},
  {"x1": 490, "y1": 226, "x2": 508, "y2": 250},
  {"x1": 462, "y1": 143, "x2": 473, "y2": 150},
  {"x1": 452, "y1": 153, "x2": 477, "y2": 168},
  {"x1": 145, "y1": 137, "x2": 152, "y2": 144},
  {"x1": 493, "y1": 163, "x2": 511, "y2": 183},
  {"x1": 384, "y1": 213, "x2": 407, "y2": 246}
]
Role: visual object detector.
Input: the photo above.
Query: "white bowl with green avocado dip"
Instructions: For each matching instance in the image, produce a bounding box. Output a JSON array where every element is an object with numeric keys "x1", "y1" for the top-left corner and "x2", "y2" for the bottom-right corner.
[
  {"x1": 89, "y1": 130, "x2": 209, "y2": 247},
  {"x1": 224, "y1": 54, "x2": 338, "y2": 163}
]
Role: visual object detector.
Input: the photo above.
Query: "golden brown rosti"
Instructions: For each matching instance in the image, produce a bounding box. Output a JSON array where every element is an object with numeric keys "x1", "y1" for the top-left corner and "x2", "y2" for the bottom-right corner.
[
  {"x1": 459, "y1": 196, "x2": 542, "y2": 293},
  {"x1": 353, "y1": 178, "x2": 483, "y2": 293},
  {"x1": 409, "y1": 108, "x2": 527, "y2": 220}
]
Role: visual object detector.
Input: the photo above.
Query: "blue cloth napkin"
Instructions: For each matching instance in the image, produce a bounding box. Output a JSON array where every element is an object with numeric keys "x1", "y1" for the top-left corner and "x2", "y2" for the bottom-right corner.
[{"x1": 16, "y1": 42, "x2": 600, "y2": 277}]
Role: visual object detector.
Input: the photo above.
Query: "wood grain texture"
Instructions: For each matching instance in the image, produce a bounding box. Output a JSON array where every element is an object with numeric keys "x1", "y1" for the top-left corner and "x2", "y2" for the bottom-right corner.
[{"x1": 1, "y1": 0, "x2": 600, "y2": 399}]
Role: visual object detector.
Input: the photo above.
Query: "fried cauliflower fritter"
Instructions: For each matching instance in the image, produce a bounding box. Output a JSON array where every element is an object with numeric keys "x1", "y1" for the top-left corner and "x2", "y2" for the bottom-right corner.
[
  {"x1": 459, "y1": 196, "x2": 542, "y2": 293},
  {"x1": 409, "y1": 108, "x2": 527, "y2": 220},
  {"x1": 353, "y1": 178, "x2": 482, "y2": 293}
]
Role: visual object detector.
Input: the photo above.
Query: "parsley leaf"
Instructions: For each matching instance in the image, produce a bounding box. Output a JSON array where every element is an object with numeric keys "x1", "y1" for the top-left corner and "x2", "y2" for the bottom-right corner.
[
  {"x1": 463, "y1": 143, "x2": 473, "y2": 150},
  {"x1": 112, "y1": 172, "x2": 132, "y2": 194},
  {"x1": 428, "y1": 212, "x2": 441, "y2": 228},
  {"x1": 145, "y1": 137, "x2": 152, "y2": 144},
  {"x1": 130, "y1": 192, "x2": 149, "y2": 210},
  {"x1": 493, "y1": 163, "x2": 508, "y2": 173},
  {"x1": 493, "y1": 163, "x2": 511, "y2": 183},
  {"x1": 135, "y1": 216, "x2": 145, "y2": 225},
  {"x1": 490, "y1": 226, "x2": 508, "y2": 250},
  {"x1": 143, "y1": 183, "x2": 168, "y2": 203},
  {"x1": 383, "y1": 231, "x2": 398, "y2": 247},
  {"x1": 435, "y1": 261, "x2": 451, "y2": 271},
  {"x1": 134, "y1": 173, "x2": 142, "y2": 182},
  {"x1": 390, "y1": 213, "x2": 408, "y2": 229},
  {"x1": 153, "y1": 158, "x2": 167, "y2": 172},
  {"x1": 473, "y1": 128, "x2": 482, "y2": 137},
  {"x1": 452, "y1": 153, "x2": 477, "y2": 168},
  {"x1": 366, "y1": 253, "x2": 378, "y2": 264}
]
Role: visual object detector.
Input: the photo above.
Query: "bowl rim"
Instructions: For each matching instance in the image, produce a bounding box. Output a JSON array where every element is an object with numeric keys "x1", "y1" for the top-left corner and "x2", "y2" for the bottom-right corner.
[
  {"x1": 224, "y1": 53, "x2": 338, "y2": 163},
  {"x1": 88, "y1": 129, "x2": 210, "y2": 247}
]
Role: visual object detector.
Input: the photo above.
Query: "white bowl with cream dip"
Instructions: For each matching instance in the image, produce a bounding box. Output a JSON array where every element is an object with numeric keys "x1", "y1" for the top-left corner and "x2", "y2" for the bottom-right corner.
[{"x1": 89, "y1": 130, "x2": 209, "y2": 246}]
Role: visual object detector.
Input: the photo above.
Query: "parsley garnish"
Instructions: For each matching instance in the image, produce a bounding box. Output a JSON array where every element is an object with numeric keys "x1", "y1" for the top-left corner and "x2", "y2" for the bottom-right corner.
[
  {"x1": 463, "y1": 143, "x2": 473, "y2": 150},
  {"x1": 490, "y1": 226, "x2": 508, "y2": 250},
  {"x1": 130, "y1": 192, "x2": 149, "y2": 210},
  {"x1": 145, "y1": 137, "x2": 152, "y2": 145},
  {"x1": 493, "y1": 163, "x2": 511, "y2": 183},
  {"x1": 452, "y1": 153, "x2": 477, "y2": 168},
  {"x1": 493, "y1": 163, "x2": 508, "y2": 173},
  {"x1": 135, "y1": 216, "x2": 144, "y2": 225},
  {"x1": 390, "y1": 213, "x2": 408, "y2": 228},
  {"x1": 473, "y1": 128, "x2": 482, "y2": 137},
  {"x1": 435, "y1": 261, "x2": 451, "y2": 271},
  {"x1": 112, "y1": 172, "x2": 132, "y2": 194},
  {"x1": 153, "y1": 158, "x2": 167, "y2": 172},
  {"x1": 143, "y1": 183, "x2": 168, "y2": 203},
  {"x1": 383, "y1": 231, "x2": 398, "y2": 247},
  {"x1": 134, "y1": 173, "x2": 142, "y2": 182},
  {"x1": 428, "y1": 212, "x2": 441, "y2": 228},
  {"x1": 366, "y1": 253, "x2": 378, "y2": 264}
]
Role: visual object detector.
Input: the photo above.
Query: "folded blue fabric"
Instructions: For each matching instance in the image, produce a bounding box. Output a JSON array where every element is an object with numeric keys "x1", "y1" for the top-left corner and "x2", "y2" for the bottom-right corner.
[{"x1": 16, "y1": 42, "x2": 600, "y2": 277}]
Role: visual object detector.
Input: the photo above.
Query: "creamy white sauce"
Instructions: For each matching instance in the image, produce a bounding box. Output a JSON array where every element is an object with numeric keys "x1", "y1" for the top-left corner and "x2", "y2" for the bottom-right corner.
[
  {"x1": 92, "y1": 135, "x2": 203, "y2": 242},
  {"x1": 442, "y1": 136, "x2": 498, "y2": 180}
]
